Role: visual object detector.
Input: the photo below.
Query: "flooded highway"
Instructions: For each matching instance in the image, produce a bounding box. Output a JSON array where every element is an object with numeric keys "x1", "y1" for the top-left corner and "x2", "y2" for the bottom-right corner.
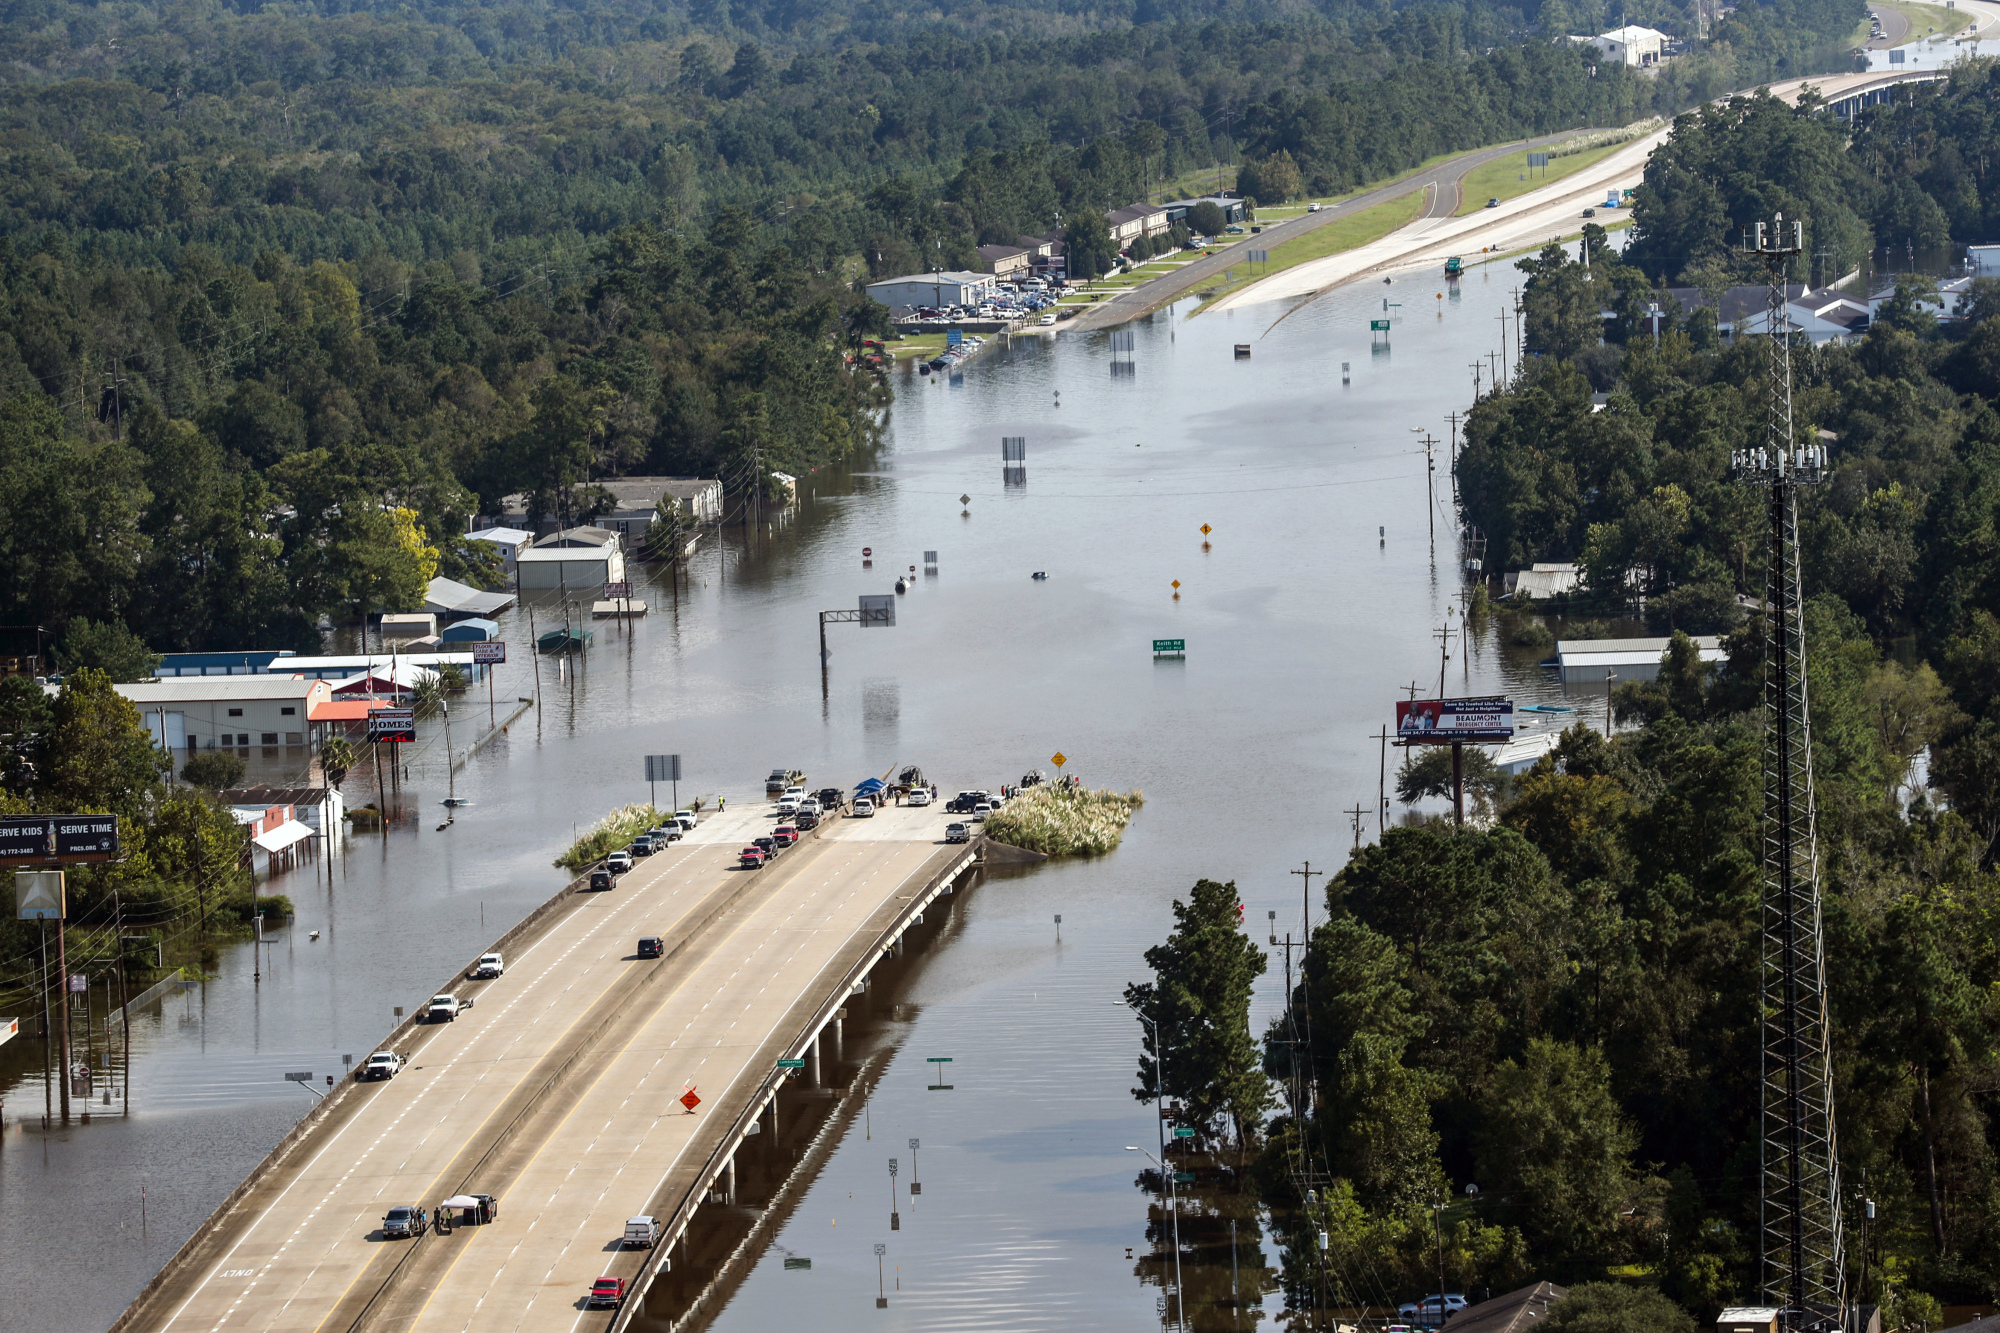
[{"x1": 1, "y1": 260, "x2": 1595, "y2": 1332}]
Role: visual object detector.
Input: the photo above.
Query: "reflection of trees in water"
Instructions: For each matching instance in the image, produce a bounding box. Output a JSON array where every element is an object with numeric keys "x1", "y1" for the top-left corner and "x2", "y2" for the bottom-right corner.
[{"x1": 1128, "y1": 1156, "x2": 1279, "y2": 1331}]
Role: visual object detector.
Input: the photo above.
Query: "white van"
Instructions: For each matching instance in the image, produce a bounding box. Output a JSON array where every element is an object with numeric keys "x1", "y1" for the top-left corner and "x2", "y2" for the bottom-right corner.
[{"x1": 625, "y1": 1215, "x2": 662, "y2": 1248}]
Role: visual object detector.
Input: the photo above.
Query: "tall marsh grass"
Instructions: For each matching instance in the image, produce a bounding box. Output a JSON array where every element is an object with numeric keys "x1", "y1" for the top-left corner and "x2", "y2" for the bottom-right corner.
[{"x1": 982, "y1": 785, "x2": 1145, "y2": 856}]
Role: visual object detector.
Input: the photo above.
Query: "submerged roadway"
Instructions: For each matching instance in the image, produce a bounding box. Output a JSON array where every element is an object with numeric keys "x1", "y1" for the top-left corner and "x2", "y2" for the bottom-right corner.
[{"x1": 117, "y1": 799, "x2": 974, "y2": 1333}]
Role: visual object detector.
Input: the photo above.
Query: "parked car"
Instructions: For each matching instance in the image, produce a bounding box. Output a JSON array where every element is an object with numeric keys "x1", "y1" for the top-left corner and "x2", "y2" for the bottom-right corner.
[
  {"x1": 795, "y1": 811, "x2": 820, "y2": 831},
  {"x1": 1039, "y1": 312, "x2": 1057, "y2": 325},
  {"x1": 358, "y1": 1051, "x2": 405, "y2": 1081},
  {"x1": 589, "y1": 869, "x2": 613, "y2": 891},
  {"x1": 971, "y1": 802, "x2": 997, "y2": 820},
  {"x1": 381, "y1": 1205, "x2": 429, "y2": 1239},
  {"x1": 469, "y1": 953, "x2": 504, "y2": 980},
  {"x1": 637, "y1": 936, "x2": 664, "y2": 959},
  {"x1": 945, "y1": 823, "x2": 972, "y2": 843},
  {"x1": 649, "y1": 824, "x2": 682, "y2": 843},
  {"x1": 773, "y1": 825, "x2": 798, "y2": 847},
  {"x1": 631, "y1": 835, "x2": 656, "y2": 856},
  {"x1": 427, "y1": 993, "x2": 472, "y2": 1022},
  {"x1": 776, "y1": 797, "x2": 800, "y2": 816},
  {"x1": 673, "y1": 810, "x2": 698, "y2": 831},
  {"x1": 605, "y1": 850, "x2": 633, "y2": 874},
  {"x1": 752, "y1": 836, "x2": 777, "y2": 855},
  {"x1": 816, "y1": 788, "x2": 845, "y2": 810},
  {"x1": 852, "y1": 798, "x2": 875, "y2": 817},
  {"x1": 1398, "y1": 1294, "x2": 1469, "y2": 1320},
  {"x1": 1308, "y1": 201, "x2": 1323, "y2": 212},
  {"x1": 588, "y1": 1276, "x2": 627, "y2": 1308},
  {"x1": 907, "y1": 788, "x2": 932, "y2": 807},
  {"x1": 740, "y1": 846, "x2": 767, "y2": 868},
  {"x1": 625, "y1": 1216, "x2": 662, "y2": 1249},
  {"x1": 765, "y1": 768, "x2": 805, "y2": 793},
  {"x1": 1582, "y1": 208, "x2": 1596, "y2": 218}
]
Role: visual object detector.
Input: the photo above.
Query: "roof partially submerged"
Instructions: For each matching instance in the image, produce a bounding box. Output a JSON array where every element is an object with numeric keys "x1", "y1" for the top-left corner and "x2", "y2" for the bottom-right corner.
[
  {"x1": 1556, "y1": 635, "x2": 1723, "y2": 668},
  {"x1": 1441, "y1": 1280, "x2": 1569, "y2": 1333},
  {"x1": 119, "y1": 677, "x2": 325, "y2": 703},
  {"x1": 426, "y1": 576, "x2": 515, "y2": 617}
]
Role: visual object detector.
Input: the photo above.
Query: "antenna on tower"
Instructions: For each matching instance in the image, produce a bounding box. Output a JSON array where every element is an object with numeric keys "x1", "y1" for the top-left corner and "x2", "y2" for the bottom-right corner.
[{"x1": 1736, "y1": 212, "x2": 1847, "y2": 1333}]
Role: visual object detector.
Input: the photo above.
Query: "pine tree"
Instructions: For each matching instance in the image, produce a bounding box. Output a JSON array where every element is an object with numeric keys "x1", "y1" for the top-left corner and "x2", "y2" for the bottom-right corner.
[{"x1": 1126, "y1": 878, "x2": 1271, "y2": 1145}]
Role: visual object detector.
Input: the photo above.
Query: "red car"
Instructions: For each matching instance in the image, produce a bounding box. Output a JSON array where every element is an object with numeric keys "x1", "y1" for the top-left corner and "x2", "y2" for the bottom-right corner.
[
  {"x1": 739, "y1": 846, "x2": 767, "y2": 868},
  {"x1": 772, "y1": 825, "x2": 798, "y2": 847},
  {"x1": 588, "y1": 1275, "x2": 626, "y2": 1308}
]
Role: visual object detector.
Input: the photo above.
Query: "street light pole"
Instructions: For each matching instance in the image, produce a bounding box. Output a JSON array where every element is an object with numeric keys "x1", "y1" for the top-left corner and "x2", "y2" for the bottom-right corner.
[{"x1": 1129, "y1": 1146, "x2": 1185, "y2": 1330}]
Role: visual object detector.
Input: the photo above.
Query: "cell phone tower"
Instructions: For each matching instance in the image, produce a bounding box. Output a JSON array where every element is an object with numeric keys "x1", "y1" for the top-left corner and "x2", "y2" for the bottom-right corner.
[{"x1": 1734, "y1": 213, "x2": 1846, "y2": 1333}]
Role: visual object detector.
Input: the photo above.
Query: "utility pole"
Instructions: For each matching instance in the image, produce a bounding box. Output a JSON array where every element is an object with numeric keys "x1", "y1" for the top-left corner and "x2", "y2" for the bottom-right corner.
[
  {"x1": 1421, "y1": 434, "x2": 1438, "y2": 545},
  {"x1": 1345, "y1": 803, "x2": 1368, "y2": 850},
  {"x1": 1291, "y1": 862, "x2": 1323, "y2": 945},
  {"x1": 116, "y1": 891, "x2": 129, "y2": 1117},
  {"x1": 1739, "y1": 211, "x2": 1845, "y2": 1332},
  {"x1": 1434, "y1": 608, "x2": 1455, "y2": 697},
  {"x1": 1446, "y1": 411, "x2": 1462, "y2": 508},
  {"x1": 1496, "y1": 309, "x2": 1509, "y2": 384},
  {"x1": 56, "y1": 905, "x2": 70, "y2": 1124},
  {"x1": 1469, "y1": 360, "x2": 1482, "y2": 400},
  {"x1": 39, "y1": 920, "x2": 51, "y2": 1127},
  {"x1": 1375, "y1": 724, "x2": 1391, "y2": 836}
]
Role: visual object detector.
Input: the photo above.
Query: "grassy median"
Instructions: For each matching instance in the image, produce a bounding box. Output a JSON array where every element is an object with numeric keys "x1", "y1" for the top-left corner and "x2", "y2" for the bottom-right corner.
[
  {"x1": 1452, "y1": 141, "x2": 1629, "y2": 216},
  {"x1": 1191, "y1": 190, "x2": 1425, "y2": 310}
]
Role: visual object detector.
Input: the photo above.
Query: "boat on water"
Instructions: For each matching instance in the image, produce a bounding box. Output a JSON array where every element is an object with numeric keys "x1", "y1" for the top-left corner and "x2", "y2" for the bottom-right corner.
[{"x1": 537, "y1": 626, "x2": 593, "y2": 653}]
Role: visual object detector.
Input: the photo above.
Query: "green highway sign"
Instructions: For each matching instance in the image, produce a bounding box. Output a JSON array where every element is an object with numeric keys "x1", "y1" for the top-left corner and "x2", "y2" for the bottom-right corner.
[
  {"x1": 777, "y1": 1059, "x2": 805, "y2": 1068},
  {"x1": 1370, "y1": 319, "x2": 1391, "y2": 331},
  {"x1": 926, "y1": 1056, "x2": 953, "y2": 1063},
  {"x1": 1172, "y1": 1127, "x2": 1196, "y2": 1138},
  {"x1": 1175, "y1": 1173, "x2": 1195, "y2": 1183},
  {"x1": 1152, "y1": 639, "x2": 1185, "y2": 653}
]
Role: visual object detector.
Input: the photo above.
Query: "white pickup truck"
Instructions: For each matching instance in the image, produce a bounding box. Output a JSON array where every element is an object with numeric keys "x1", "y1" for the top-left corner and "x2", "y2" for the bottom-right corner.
[
  {"x1": 427, "y1": 993, "x2": 473, "y2": 1022},
  {"x1": 358, "y1": 1051, "x2": 406, "y2": 1081}
]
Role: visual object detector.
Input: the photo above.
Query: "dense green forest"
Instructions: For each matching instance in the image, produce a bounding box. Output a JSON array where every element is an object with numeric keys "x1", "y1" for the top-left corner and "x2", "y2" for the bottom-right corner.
[{"x1": 1136, "y1": 75, "x2": 2000, "y2": 1323}]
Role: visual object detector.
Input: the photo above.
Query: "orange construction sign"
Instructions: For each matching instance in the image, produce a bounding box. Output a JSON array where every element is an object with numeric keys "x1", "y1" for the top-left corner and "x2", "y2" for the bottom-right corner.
[{"x1": 680, "y1": 1087, "x2": 700, "y2": 1113}]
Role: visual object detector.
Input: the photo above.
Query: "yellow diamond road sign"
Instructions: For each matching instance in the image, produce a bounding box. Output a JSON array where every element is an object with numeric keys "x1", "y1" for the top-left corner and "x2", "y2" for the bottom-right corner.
[
  {"x1": 1051, "y1": 752, "x2": 1066, "y2": 768},
  {"x1": 1200, "y1": 524, "x2": 1211, "y2": 535},
  {"x1": 1171, "y1": 580, "x2": 1181, "y2": 589}
]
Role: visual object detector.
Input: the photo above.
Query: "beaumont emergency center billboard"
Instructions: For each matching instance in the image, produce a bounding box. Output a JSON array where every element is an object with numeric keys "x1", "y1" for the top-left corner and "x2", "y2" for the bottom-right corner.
[{"x1": 1396, "y1": 696, "x2": 1514, "y2": 742}]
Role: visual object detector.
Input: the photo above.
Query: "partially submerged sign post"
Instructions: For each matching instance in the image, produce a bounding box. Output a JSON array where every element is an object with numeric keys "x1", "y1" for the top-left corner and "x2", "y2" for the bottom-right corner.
[
  {"x1": 1152, "y1": 639, "x2": 1185, "y2": 658},
  {"x1": 1395, "y1": 696, "x2": 1514, "y2": 826},
  {"x1": 644, "y1": 754, "x2": 682, "y2": 810}
]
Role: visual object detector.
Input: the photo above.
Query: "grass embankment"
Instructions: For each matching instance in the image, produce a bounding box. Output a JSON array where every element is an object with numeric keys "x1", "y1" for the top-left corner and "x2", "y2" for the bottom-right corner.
[
  {"x1": 1192, "y1": 190, "x2": 1424, "y2": 309},
  {"x1": 1867, "y1": 0, "x2": 1969, "y2": 43},
  {"x1": 1452, "y1": 140, "x2": 1628, "y2": 216},
  {"x1": 982, "y1": 784, "x2": 1145, "y2": 856},
  {"x1": 556, "y1": 803, "x2": 666, "y2": 870}
]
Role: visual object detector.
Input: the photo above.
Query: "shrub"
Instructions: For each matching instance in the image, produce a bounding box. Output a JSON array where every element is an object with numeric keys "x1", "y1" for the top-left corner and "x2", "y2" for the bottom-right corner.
[{"x1": 181, "y1": 752, "x2": 246, "y2": 790}]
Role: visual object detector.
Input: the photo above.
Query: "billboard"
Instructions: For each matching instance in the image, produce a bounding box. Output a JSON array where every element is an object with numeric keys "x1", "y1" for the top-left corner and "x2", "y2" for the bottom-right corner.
[
  {"x1": 471, "y1": 641, "x2": 506, "y2": 665},
  {"x1": 366, "y1": 709, "x2": 416, "y2": 743},
  {"x1": 644, "y1": 754, "x2": 681, "y2": 782},
  {"x1": 1, "y1": 815, "x2": 119, "y2": 867},
  {"x1": 1396, "y1": 696, "x2": 1514, "y2": 742},
  {"x1": 858, "y1": 594, "x2": 896, "y2": 628}
]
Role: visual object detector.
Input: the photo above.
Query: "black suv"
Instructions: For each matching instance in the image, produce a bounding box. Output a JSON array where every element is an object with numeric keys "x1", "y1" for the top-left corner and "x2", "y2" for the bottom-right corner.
[
  {"x1": 637, "y1": 936, "x2": 664, "y2": 959},
  {"x1": 589, "y1": 869, "x2": 613, "y2": 891}
]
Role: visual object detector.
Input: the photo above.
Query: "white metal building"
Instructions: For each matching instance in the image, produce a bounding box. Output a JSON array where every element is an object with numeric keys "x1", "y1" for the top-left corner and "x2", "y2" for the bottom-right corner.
[
  {"x1": 516, "y1": 527, "x2": 627, "y2": 591},
  {"x1": 119, "y1": 678, "x2": 334, "y2": 752},
  {"x1": 1588, "y1": 25, "x2": 1669, "y2": 65},
  {"x1": 1554, "y1": 635, "x2": 1723, "y2": 685},
  {"x1": 863, "y1": 272, "x2": 995, "y2": 309}
]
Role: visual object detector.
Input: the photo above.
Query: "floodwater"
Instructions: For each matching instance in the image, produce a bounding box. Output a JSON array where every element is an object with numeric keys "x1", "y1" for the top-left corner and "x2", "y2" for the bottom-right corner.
[{"x1": 0, "y1": 259, "x2": 1591, "y2": 1333}]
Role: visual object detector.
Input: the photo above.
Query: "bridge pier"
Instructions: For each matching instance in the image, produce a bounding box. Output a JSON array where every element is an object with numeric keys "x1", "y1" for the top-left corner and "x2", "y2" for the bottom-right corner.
[
  {"x1": 723, "y1": 1154, "x2": 736, "y2": 1205},
  {"x1": 765, "y1": 1095, "x2": 779, "y2": 1137},
  {"x1": 807, "y1": 1032, "x2": 821, "y2": 1088}
]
